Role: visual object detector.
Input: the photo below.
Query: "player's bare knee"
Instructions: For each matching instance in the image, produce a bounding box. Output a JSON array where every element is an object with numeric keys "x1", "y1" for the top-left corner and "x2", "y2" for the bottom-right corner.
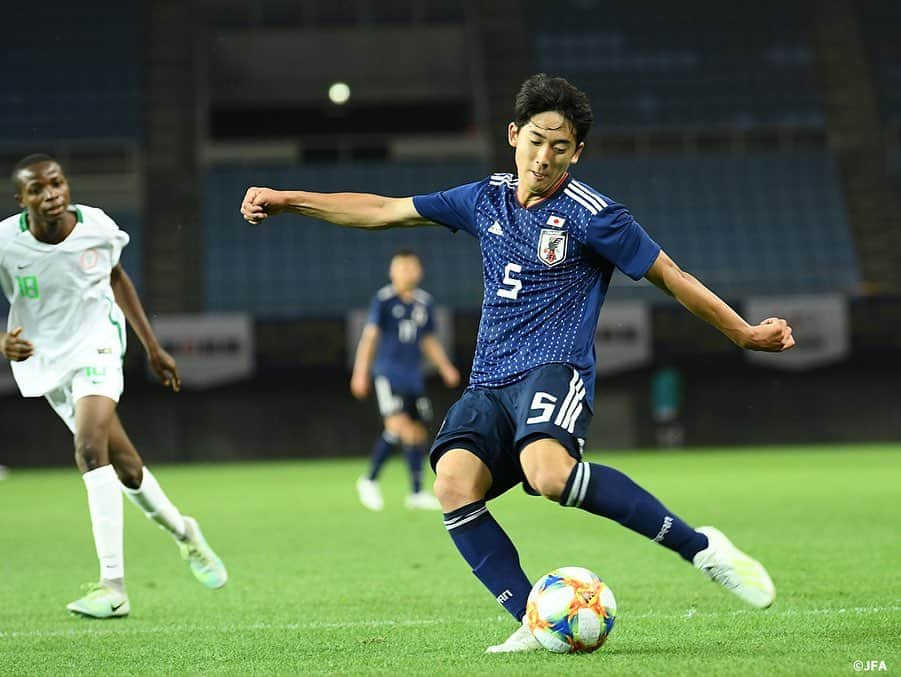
[
  {"x1": 520, "y1": 438, "x2": 577, "y2": 502},
  {"x1": 433, "y1": 472, "x2": 480, "y2": 511},
  {"x1": 411, "y1": 423, "x2": 428, "y2": 446},
  {"x1": 73, "y1": 449, "x2": 89, "y2": 474},
  {"x1": 525, "y1": 466, "x2": 569, "y2": 502},
  {"x1": 384, "y1": 415, "x2": 405, "y2": 438},
  {"x1": 400, "y1": 429, "x2": 416, "y2": 447},
  {"x1": 432, "y1": 473, "x2": 456, "y2": 505},
  {"x1": 74, "y1": 435, "x2": 108, "y2": 470},
  {"x1": 395, "y1": 418, "x2": 418, "y2": 446},
  {"x1": 403, "y1": 426, "x2": 423, "y2": 447}
]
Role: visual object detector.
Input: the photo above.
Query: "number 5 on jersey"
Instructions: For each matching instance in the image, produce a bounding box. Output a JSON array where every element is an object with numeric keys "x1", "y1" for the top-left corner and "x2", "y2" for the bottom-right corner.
[{"x1": 497, "y1": 262, "x2": 522, "y2": 300}]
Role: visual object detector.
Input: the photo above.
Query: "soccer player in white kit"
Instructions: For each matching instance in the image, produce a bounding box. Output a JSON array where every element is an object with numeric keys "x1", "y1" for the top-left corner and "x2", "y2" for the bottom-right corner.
[{"x1": 0, "y1": 155, "x2": 227, "y2": 618}]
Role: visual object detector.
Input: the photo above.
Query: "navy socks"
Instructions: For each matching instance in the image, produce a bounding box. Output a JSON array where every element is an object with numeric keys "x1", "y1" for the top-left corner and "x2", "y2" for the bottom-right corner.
[
  {"x1": 403, "y1": 445, "x2": 426, "y2": 493},
  {"x1": 443, "y1": 501, "x2": 531, "y2": 620},
  {"x1": 440, "y1": 465, "x2": 708, "y2": 621},
  {"x1": 561, "y1": 462, "x2": 708, "y2": 561},
  {"x1": 366, "y1": 431, "x2": 398, "y2": 481},
  {"x1": 368, "y1": 434, "x2": 428, "y2": 494}
]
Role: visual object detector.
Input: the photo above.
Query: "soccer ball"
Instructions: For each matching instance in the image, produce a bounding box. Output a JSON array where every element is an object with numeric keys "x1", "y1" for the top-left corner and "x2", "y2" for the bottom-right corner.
[{"x1": 526, "y1": 566, "x2": 616, "y2": 653}]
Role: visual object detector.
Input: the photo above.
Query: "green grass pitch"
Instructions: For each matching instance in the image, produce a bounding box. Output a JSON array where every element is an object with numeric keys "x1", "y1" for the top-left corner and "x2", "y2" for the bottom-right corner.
[{"x1": 0, "y1": 444, "x2": 898, "y2": 675}]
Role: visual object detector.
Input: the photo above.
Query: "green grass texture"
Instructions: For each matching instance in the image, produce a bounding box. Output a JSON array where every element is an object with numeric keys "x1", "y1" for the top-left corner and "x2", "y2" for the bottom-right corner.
[{"x1": 1, "y1": 444, "x2": 898, "y2": 675}]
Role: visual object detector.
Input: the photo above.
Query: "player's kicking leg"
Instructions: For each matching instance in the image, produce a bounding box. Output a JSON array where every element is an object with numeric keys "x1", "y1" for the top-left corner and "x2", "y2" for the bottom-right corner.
[
  {"x1": 434, "y1": 370, "x2": 772, "y2": 652},
  {"x1": 109, "y1": 414, "x2": 227, "y2": 590},
  {"x1": 521, "y1": 438, "x2": 775, "y2": 609},
  {"x1": 475, "y1": 438, "x2": 774, "y2": 651}
]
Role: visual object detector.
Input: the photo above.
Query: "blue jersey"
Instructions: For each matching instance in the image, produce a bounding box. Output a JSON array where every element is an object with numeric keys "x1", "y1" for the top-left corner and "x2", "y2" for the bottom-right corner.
[
  {"x1": 368, "y1": 285, "x2": 436, "y2": 394},
  {"x1": 413, "y1": 172, "x2": 660, "y2": 407}
]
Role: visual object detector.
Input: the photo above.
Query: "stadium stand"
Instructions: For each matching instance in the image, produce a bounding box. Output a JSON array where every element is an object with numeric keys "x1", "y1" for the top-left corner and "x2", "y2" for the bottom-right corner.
[
  {"x1": 530, "y1": 0, "x2": 824, "y2": 128},
  {"x1": 858, "y1": 0, "x2": 901, "y2": 122},
  {"x1": 1, "y1": 5, "x2": 142, "y2": 142}
]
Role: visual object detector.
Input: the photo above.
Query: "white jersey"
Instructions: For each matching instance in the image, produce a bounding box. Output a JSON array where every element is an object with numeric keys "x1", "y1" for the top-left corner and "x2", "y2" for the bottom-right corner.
[{"x1": 0, "y1": 205, "x2": 130, "y2": 397}]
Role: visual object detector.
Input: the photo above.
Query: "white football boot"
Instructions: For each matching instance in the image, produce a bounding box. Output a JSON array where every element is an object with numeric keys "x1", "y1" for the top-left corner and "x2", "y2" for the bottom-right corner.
[
  {"x1": 356, "y1": 477, "x2": 384, "y2": 511},
  {"x1": 404, "y1": 491, "x2": 442, "y2": 510},
  {"x1": 485, "y1": 617, "x2": 542, "y2": 653},
  {"x1": 692, "y1": 526, "x2": 775, "y2": 608}
]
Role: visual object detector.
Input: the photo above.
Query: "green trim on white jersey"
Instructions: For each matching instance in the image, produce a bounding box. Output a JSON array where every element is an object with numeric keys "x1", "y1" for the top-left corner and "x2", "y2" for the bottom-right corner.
[
  {"x1": 18, "y1": 205, "x2": 83, "y2": 233},
  {"x1": 104, "y1": 296, "x2": 126, "y2": 359}
]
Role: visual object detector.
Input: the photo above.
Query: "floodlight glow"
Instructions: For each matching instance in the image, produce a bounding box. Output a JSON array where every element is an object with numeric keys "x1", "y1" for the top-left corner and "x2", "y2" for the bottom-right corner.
[{"x1": 328, "y1": 82, "x2": 351, "y2": 105}]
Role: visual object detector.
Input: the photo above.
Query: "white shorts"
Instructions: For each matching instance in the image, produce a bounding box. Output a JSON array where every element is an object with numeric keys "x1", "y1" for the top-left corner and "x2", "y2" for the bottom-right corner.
[{"x1": 44, "y1": 365, "x2": 124, "y2": 434}]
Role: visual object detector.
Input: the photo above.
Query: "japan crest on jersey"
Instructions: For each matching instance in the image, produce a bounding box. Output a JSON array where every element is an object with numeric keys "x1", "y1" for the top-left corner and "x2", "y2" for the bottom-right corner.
[{"x1": 538, "y1": 228, "x2": 568, "y2": 267}]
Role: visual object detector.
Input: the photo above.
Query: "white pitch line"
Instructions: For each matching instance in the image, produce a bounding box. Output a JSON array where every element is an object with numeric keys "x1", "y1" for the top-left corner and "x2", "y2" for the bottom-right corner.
[{"x1": 1, "y1": 605, "x2": 898, "y2": 640}]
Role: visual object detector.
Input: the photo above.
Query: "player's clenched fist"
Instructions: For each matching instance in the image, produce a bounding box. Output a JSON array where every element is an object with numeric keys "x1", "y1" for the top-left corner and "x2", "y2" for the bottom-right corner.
[
  {"x1": 0, "y1": 326, "x2": 34, "y2": 361},
  {"x1": 744, "y1": 317, "x2": 795, "y2": 352},
  {"x1": 240, "y1": 186, "x2": 283, "y2": 224}
]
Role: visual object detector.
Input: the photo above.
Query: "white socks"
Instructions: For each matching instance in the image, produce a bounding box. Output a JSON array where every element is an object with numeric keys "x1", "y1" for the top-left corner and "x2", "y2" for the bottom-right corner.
[
  {"x1": 82, "y1": 465, "x2": 124, "y2": 582},
  {"x1": 121, "y1": 466, "x2": 187, "y2": 539}
]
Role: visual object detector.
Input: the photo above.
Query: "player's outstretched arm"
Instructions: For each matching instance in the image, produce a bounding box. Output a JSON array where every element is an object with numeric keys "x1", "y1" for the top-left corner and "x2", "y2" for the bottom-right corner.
[
  {"x1": 110, "y1": 264, "x2": 181, "y2": 391},
  {"x1": 645, "y1": 250, "x2": 795, "y2": 352},
  {"x1": 240, "y1": 187, "x2": 433, "y2": 229},
  {"x1": 421, "y1": 334, "x2": 460, "y2": 388},
  {"x1": 350, "y1": 324, "x2": 380, "y2": 400}
]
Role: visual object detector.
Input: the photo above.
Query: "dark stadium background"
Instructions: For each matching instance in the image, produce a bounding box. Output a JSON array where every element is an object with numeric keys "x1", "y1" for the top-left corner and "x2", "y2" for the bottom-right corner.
[{"x1": 1, "y1": 0, "x2": 899, "y2": 467}]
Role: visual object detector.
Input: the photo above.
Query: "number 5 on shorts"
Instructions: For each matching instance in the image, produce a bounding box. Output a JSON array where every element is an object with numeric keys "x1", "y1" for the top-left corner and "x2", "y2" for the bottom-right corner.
[
  {"x1": 526, "y1": 385, "x2": 584, "y2": 434},
  {"x1": 526, "y1": 392, "x2": 558, "y2": 424}
]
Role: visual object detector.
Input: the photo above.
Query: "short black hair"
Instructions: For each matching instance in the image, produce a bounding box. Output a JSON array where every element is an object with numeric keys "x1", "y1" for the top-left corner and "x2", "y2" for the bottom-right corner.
[
  {"x1": 11, "y1": 153, "x2": 58, "y2": 190},
  {"x1": 513, "y1": 74, "x2": 593, "y2": 145}
]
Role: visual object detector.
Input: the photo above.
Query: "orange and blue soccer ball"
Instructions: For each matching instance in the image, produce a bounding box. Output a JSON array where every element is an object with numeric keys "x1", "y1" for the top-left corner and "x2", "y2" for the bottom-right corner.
[{"x1": 526, "y1": 566, "x2": 617, "y2": 653}]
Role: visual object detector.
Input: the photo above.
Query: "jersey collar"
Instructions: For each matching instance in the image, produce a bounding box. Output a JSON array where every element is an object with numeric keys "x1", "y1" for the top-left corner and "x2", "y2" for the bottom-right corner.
[
  {"x1": 18, "y1": 205, "x2": 83, "y2": 232},
  {"x1": 516, "y1": 172, "x2": 571, "y2": 210}
]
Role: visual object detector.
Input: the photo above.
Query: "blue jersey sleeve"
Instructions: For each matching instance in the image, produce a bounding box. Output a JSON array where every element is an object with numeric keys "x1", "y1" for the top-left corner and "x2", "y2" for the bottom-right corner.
[
  {"x1": 586, "y1": 204, "x2": 661, "y2": 280},
  {"x1": 412, "y1": 178, "x2": 489, "y2": 236},
  {"x1": 366, "y1": 295, "x2": 383, "y2": 328}
]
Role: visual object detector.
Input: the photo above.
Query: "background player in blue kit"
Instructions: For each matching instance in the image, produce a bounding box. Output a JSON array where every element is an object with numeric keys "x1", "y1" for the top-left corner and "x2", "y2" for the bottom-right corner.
[
  {"x1": 241, "y1": 74, "x2": 795, "y2": 653},
  {"x1": 351, "y1": 250, "x2": 460, "y2": 511}
]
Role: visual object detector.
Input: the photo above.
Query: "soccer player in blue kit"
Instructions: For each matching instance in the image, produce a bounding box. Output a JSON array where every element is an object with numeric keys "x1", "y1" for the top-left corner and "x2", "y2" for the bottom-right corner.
[
  {"x1": 241, "y1": 74, "x2": 795, "y2": 652},
  {"x1": 352, "y1": 250, "x2": 460, "y2": 511}
]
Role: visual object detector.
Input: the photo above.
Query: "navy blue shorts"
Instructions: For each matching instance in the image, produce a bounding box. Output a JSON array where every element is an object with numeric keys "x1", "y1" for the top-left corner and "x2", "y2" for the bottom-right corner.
[
  {"x1": 373, "y1": 376, "x2": 433, "y2": 422},
  {"x1": 430, "y1": 364, "x2": 592, "y2": 500}
]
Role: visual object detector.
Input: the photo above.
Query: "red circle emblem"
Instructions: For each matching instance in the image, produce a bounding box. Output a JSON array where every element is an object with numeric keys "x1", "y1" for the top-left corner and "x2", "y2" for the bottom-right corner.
[{"x1": 80, "y1": 249, "x2": 99, "y2": 271}]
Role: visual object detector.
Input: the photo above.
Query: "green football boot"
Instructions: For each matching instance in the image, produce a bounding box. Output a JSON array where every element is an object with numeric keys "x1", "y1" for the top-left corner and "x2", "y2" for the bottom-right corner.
[
  {"x1": 178, "y1": 516, "x2": 228, "y2": 590},
  {"x1": 66, "y1": 583, "x2": 130, "y2": 619}
]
